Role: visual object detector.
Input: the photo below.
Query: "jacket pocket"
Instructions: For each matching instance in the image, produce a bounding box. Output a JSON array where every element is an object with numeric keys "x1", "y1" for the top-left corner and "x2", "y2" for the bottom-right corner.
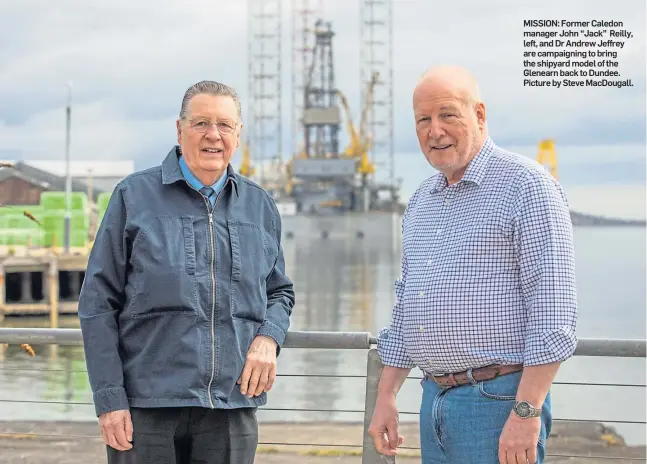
[
  {"x1": 217, "y1": 317, "x2": 262, "y2": 401},
  {"x1": 228, "y1": 220, "x2": 275, "y2": 323},
  {"x1": 129, "y1": 216, "x2": 198, "y2": 317}
]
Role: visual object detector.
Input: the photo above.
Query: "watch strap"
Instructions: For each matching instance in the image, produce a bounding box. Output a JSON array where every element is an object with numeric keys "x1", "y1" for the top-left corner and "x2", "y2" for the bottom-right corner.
[{"x1": 513, "y1": 401, "x2": 542, "y2": 418}]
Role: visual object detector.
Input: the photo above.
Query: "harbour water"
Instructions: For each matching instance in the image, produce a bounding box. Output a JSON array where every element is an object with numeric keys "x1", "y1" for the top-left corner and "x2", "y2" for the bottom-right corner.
[{"x1": 0, "y1": 226, "x2": 644, "y2": 445}]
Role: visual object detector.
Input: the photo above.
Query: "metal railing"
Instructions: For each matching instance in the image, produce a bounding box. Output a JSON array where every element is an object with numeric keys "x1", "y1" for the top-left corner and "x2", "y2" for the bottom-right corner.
[{"x1": 0, "y1": 328, "x2": 645, "y2": 463}]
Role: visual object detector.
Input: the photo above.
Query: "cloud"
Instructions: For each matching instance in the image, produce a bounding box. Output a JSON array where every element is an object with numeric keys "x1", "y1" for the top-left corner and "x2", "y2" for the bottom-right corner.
[
  {"x1": 0, "y1": 1, "x2": 247, "y2": 123},
  {"x1": 391, "y1": 0, "x2": 645, "y2": 147},
  {"x1": 0, "y1": 97, "x2": 177, "y2": 162},
  {"x1": 0, "y1": 0, "x2": 643, "y2": 187}
]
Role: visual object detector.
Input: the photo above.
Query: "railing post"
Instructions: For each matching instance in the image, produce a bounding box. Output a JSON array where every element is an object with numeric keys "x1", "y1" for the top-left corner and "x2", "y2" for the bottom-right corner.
[
  {"x1": 48, "y1": 257, "x2": 58, "y2": 329},
  {"x1": 362, "y1": 348, "x2": 396, "y2": 463},
  {"x1": 0, "y1": 263, "x2": 5, "y2": 320}
]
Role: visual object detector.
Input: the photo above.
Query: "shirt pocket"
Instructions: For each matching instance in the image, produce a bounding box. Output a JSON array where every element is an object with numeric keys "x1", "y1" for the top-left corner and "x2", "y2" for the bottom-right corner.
[
  {"x1": 129, "y1": 216, "x2": 198, "y2": 317},
  {"x1": 228, "y1": 220, "x2": 276, "y2": 323}
]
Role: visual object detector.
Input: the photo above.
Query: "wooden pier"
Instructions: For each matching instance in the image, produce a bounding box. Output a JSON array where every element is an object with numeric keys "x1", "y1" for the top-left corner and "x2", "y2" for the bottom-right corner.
[{"x1": 0, "y1": 248, "x2": 88, "y2": 323}]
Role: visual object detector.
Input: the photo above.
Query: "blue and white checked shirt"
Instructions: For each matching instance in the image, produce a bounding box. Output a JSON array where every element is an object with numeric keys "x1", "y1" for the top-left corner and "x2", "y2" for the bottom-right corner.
[{"x1": 377, "y1": 137, "x2": 578, "y2": 375}]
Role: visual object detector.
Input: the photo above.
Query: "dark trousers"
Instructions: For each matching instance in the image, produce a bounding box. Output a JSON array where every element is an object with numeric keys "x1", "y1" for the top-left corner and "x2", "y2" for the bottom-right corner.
[{"x1": 106, "y1": 407, "x2": 258, "y2": 464}]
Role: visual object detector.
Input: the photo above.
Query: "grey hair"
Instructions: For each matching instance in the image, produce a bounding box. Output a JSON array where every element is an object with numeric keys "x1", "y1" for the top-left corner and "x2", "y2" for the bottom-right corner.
[{"x1": 179, "y1": 80, "x2": 242, "y2": 120}]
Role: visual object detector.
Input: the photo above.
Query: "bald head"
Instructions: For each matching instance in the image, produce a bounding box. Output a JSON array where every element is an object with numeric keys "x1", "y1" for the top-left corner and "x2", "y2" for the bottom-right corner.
[
  {"x1": 414, "y1": 65, "x2": 482, "y2": 107},
  {"x1": 412, "y1": 65, "x2": 487, "y2": 184}
]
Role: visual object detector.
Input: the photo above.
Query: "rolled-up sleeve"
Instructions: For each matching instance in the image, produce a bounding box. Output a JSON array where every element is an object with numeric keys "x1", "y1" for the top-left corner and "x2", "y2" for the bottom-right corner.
[
  {"x1": 513, "y1": 170, "x2": 578, "y2": 366},
  {"x1": 377, "y1": 205, "x2": 416, "y2": 369},
  {"x1": 78, "y1": 183, "x2": 131, "y2": 416},
  {"x1": 377, "y1": 250, "x2": 416, "y2": 369}
]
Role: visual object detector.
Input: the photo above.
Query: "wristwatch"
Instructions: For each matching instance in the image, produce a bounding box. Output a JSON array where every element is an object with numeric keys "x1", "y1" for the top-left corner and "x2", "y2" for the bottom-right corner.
[{"x1": 513, "y1": 401, "x2": 542, "y2": 419}]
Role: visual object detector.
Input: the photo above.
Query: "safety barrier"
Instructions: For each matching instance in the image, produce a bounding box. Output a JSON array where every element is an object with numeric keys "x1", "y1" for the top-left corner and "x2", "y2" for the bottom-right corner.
[{"x1": 0, "y1": 328, "x2": 645, "y2": 463}]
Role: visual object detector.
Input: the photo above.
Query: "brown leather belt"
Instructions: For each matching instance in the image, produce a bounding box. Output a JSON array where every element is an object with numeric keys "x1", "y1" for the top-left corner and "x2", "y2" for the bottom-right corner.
[{"x1": 426, "y1": 363, "x2": 523, "y2": 388}]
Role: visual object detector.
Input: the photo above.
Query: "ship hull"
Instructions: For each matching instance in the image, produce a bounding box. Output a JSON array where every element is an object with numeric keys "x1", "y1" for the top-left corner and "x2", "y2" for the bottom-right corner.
[{"x1": 280, "y1": 211, "x2": 402, "y2": 243}]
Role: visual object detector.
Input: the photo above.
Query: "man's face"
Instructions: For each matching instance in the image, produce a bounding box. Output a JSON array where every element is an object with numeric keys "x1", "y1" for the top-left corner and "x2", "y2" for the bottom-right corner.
[
  {"x1": 176, "y1": 93, "x2": 241, "y2": 184},
  {"x1": 413, "y1": 80, "x2": 485, "y2": 180}
]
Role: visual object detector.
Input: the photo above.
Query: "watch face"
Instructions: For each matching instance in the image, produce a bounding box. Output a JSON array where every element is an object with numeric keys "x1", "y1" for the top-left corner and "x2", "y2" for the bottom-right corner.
[{"x1": 516, "y1": 402, "x2": 530, "y2": 417}]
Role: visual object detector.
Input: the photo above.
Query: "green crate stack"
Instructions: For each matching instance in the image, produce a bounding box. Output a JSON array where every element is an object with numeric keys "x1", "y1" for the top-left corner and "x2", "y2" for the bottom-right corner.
[
  {"x1": 2, "y1": 229, "x2": 44, "y2": 246},
  {"x1": 97, "y1": 192, "x2": 112, "y2": 227},
  {"x1": 6, "y1": 213, "x2": 39, "y2": 229},
  {"x1": 40, "y1": 191, "x2": 89, "y2": 212},
  {"x1": 0, "y1": 215, "x2": 6, "y2": 246},
  {"x1": 0, "y1": 207, "x2": 45, "y2": 246},
  {"x1": 71, "y1": 210, "x2": 89, "y2": 247},
  {"x1": 39, "y1": 192, "x2": 90, "y2": 248},
  {"x1": 39, "y1": 211, "x2": 87, "y2": 247},
  {"x1": 0, "y1": 192, "x2": 91, "y2": 248},
  {"x1": 42, "y1": 211, "x2": 65, "y2": 247},
  {"x1": 0, "y1": 205, "x2": 33, "y2": 215}
]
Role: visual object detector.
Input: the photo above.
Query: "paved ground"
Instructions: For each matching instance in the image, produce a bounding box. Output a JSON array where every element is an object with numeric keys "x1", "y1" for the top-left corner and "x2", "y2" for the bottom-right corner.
[{"x1": 0, "y1": 421, "x2": 644, "y2": 463}]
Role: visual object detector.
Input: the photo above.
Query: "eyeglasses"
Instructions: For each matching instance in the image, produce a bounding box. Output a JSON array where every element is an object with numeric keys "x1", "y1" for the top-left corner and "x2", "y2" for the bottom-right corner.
[{"x1": 187, "y1": 118, "x2": 238, "y2": 134}]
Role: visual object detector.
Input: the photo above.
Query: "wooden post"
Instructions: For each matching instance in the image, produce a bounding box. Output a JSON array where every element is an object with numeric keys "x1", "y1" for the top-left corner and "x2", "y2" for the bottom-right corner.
[
  {"x1": 21, "y1": 271, "x2": 33, "y2": 303},
  {"x1": 42, "y1": 266, "x2": 49, "y2": 301},
  {"x1": 49, "y1": 257, "x2": 59, "y2": 329},
  {"x1": 70, "y1": 271, "x2": 81, "y2": 299},
  {"x1": 0, "y1": 263, "x2": 5, "y2": 323}
]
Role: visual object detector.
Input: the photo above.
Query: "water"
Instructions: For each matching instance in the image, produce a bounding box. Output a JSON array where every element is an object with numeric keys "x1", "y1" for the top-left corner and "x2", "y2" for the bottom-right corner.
[{"x1": 0, "y1": 226, "x2": 645, "y2": 445}]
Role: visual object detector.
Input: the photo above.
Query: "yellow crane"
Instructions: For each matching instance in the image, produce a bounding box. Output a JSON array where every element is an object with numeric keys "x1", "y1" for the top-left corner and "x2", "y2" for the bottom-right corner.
[
  {"x1": 335, "y1": 71, "x2": 379, "y2": 176},
  {"x1": 537, "y1": 139, "x2": 558, "y2": 180},
  {"x1": 240, "y1": 142, "x2": 297, "y2": 196},
  {"x1": 281, "y1": 72, "x2": 379, "y2": 197},
  {"x1": 238, "y1": 143, "x2": 255, "y2": 178},
  {"x1": 337, "y1": 91, "x2": 363, "y2": 157},
  {"x1": 284, "y1": 159, "x2": 294, "y2": 195}
]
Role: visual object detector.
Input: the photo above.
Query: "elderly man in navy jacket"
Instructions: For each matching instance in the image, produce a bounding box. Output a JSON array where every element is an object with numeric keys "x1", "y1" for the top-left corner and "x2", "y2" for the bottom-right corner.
[{"x1": 78, "y1": 80, "x2": 295, "y2": 464}]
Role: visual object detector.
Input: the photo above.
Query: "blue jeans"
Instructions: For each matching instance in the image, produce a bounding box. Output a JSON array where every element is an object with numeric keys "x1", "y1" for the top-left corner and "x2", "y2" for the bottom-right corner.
[{"x1": 419, "y1": 371, "x2": 551, "y2": 463}]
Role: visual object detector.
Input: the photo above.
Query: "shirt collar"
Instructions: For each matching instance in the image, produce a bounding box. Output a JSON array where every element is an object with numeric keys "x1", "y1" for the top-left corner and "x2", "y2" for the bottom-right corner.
[
  {"x1": 430, "y1": 136, "x2": 495, "y2": 193},
  {"x1": 178, "y1": 154, "x2": 227, "y2": 192},
  {"x1": 162, "y1": 145, "x2": 238, "y2": 196}
]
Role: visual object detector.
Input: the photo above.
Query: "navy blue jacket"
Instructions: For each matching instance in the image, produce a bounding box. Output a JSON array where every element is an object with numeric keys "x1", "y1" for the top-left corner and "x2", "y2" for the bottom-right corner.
[{"x1": 78, "y1": 146, "x2": 295, "y2": 416}]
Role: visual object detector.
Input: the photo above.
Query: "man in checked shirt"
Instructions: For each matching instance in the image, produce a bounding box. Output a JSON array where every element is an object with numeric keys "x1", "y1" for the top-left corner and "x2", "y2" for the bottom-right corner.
[{"x1": 368, "y1": 65, "x2": 577, "y2": 464}]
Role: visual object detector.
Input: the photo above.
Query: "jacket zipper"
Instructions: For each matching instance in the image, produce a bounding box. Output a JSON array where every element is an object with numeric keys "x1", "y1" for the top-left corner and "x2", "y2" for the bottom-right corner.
[
  {"x1": 205, "y1": 186, "x2": 225, "y2": 409},
  {"x1": 186, "y1": 181, "x2": 219, "y2": 409},
  {"x1": 204, "y1": 195, "x2": 216, "y2": 409}
]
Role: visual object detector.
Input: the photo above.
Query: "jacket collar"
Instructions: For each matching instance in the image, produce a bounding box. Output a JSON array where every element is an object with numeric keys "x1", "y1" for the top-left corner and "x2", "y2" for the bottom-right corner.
[{"x1": 162, "y1": 145, "x2": 239, "y2": 196}]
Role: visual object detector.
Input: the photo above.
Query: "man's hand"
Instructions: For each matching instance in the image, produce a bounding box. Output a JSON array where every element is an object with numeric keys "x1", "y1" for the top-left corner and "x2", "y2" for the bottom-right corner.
[
  {"x1": 368, "y1": 394, "x2": 404, "y2": 456},
  {"x1": 498, "y1": 412, "x2": 541, "y2": 464},
  {"x1": 99, "y1": 409, "x2": 133, "y2": 451},
  {"x1": 237, "y1": 335, "x2": 278, "y2": 397}
]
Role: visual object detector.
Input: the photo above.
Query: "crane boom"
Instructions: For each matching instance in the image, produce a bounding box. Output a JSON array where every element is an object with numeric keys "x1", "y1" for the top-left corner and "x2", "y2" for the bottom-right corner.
[{"x1": 239, "y1": 143, "x2": 255, "y2": 177}]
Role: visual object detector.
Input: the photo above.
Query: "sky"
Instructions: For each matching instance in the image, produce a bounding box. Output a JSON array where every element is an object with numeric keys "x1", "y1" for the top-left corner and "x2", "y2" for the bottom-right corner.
[{"x1": 0, "y1": 0, "x2": 645, "y2": 218}]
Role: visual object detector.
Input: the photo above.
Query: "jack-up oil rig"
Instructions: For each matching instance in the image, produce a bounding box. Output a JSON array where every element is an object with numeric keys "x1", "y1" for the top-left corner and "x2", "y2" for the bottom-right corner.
[
  {"x1": 241, "y1": 0, "x2": 644, "y2": 239},
  {"x1": 242, "y1": 0, "x2": 402, "y2": 239}
]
